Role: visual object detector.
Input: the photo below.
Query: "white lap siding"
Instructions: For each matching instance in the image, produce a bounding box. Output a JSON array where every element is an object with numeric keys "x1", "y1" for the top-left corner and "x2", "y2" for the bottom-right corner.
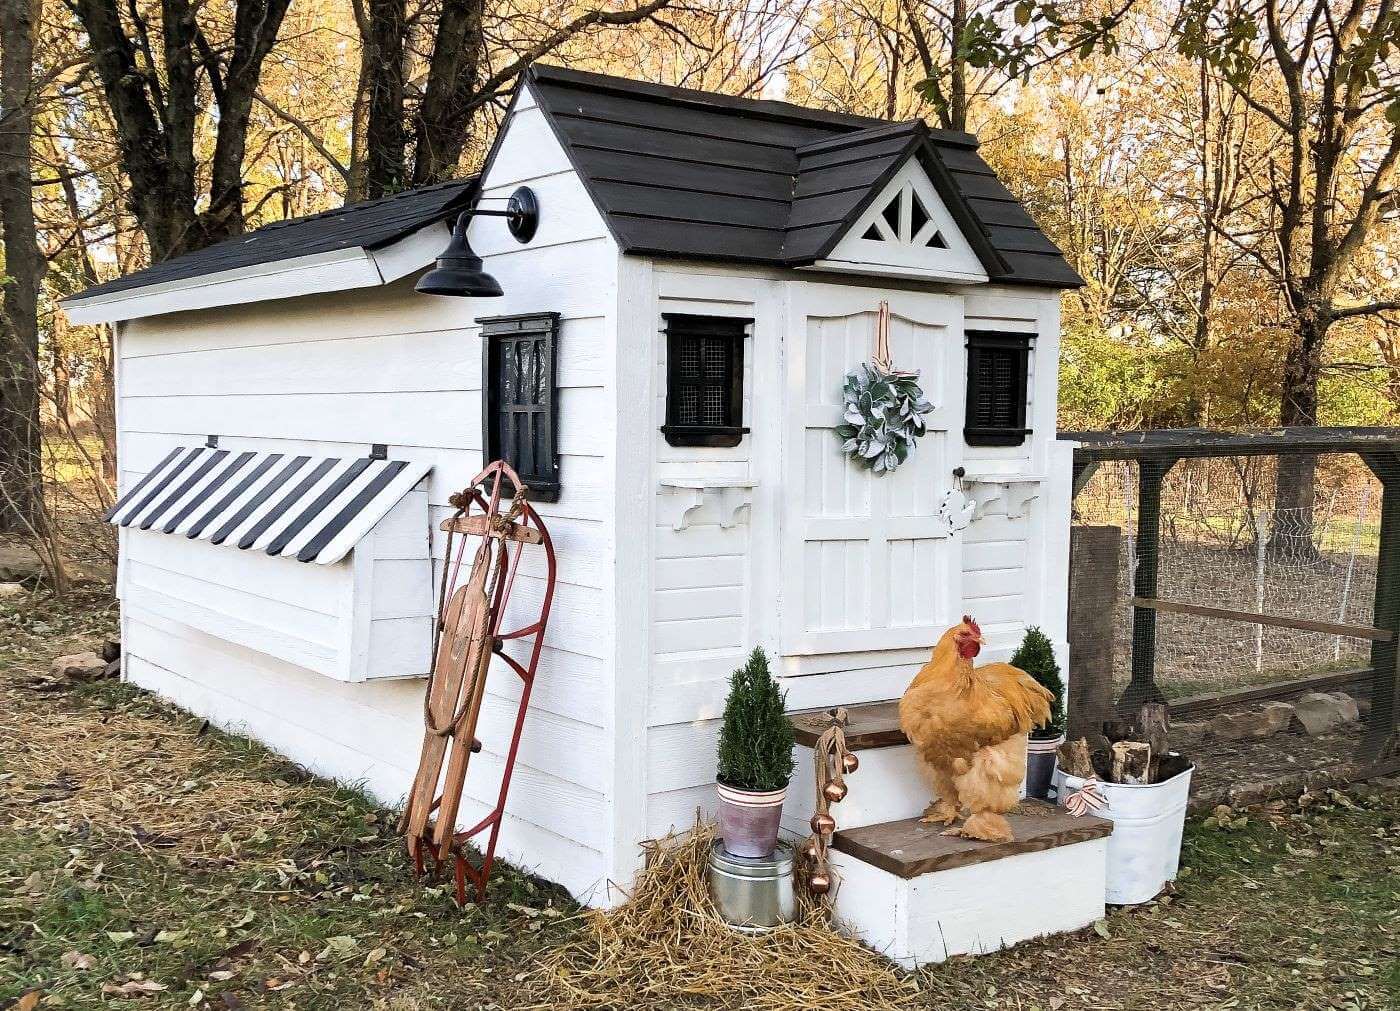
[
  {"x1": 961, "y1": 289, "x2": 1070, "y2": 667},
  {"x1": 113, "y1": 80, "x2": 620, "y2": 902},
  {"x1": 639, "y1": 267, "x2": 781, "y2": 838}
]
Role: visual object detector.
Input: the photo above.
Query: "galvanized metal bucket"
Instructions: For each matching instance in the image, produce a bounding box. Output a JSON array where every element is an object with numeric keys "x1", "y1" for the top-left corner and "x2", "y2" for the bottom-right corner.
[
  {"x1": 707, "y1": 840, "x2": 795, "y2": 932},
  {"x1": 1054, "y1": 761, "x2": 1194, "y2": 905}
]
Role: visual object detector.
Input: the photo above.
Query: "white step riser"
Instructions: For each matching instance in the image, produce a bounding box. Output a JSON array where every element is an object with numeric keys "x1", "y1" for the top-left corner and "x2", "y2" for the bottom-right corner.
[
  {"x1": 830, "y1": 837, "x2": 1109, "y2": 968},
  {"x1": 782, "y1": 742, "x2": 930, "y2": 837}
]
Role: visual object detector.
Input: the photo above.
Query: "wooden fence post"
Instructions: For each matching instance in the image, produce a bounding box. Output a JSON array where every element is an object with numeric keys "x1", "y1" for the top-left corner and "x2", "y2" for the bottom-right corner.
[
  {"x1": 1123, "y1": 458, "x2": 1176, "y2": 708},
  {"x1": 1067, "y1": 524, "x2": 1120, "y2": 738},
  {"x1": 1360, "y1": 450, "x2": 1399, "y2": 761}
]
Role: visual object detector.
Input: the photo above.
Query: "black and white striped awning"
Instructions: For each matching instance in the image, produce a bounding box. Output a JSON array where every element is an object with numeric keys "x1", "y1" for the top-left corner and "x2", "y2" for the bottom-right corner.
[{"x1": 105, "y1": 446, "x2": 432, "y2": 565}]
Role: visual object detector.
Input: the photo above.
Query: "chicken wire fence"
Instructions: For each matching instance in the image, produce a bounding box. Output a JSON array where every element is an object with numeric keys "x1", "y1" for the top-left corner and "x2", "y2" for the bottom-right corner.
[
  {"x1": 1073, "y1": 454, "x2": 1381, "y2": 701},
  {"x1": 1066, "y1": 437, "x2": 1400, "y2": 800}
]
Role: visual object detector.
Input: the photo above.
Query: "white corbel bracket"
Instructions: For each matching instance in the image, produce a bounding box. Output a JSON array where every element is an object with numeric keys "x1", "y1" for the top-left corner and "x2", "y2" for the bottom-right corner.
[
  {"x1": 961, "y1": 474, "x2": 1043, "y2": 520},
  {"x1": 658, "y1": 478, "x2": 758, "y2": 531}
]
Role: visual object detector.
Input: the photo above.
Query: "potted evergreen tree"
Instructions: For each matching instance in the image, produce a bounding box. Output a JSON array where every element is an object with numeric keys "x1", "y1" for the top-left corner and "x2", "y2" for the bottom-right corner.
[
  {"x1": 715, "y1": 648, "x2": 795, "y2": 858},
  {"x1": 1012, "y1": 626, "x2": 1065, "y2": 800}
]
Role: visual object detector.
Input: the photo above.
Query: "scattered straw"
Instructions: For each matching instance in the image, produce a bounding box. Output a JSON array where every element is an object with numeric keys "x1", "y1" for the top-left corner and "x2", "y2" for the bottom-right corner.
[{"x1": 517, "y1": 822, "x2": 917, "y2": 1011}]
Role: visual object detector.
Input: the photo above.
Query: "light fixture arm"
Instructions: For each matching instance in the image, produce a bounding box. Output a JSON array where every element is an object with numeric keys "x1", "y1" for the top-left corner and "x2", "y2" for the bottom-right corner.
[{"x1": 462, "y1": 186, "x2": 538, "y2": 244}]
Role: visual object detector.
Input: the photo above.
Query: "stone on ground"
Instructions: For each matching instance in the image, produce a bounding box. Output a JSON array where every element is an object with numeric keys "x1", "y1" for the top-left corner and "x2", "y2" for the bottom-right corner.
[
  {"x1": 1290, "y1": 692, "x2": 1360, "y2": 736},
  {"x1": 0, "y1": 543, "x2": 45, "y2": 582},
  {"x1": 1209, "y1": 701, "x2": 1295, "y2": 741},
  {"x1": 0, "y1": 582, "x2": 25, "y2": 600},
  {"x1": 50, "y1": 651, "x2": 109, "y2": 681}
]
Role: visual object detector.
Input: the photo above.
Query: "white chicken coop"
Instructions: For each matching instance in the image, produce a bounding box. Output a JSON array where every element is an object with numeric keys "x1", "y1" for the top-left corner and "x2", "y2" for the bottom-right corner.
[{"x1": 64, "y1": 65, "x2": 1101, "y2": 962}]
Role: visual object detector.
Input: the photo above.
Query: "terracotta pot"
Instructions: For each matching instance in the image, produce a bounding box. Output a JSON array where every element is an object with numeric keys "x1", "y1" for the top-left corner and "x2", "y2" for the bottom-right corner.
[
  {"x1": 1024, "y1": 733, "x2": 1063, "y2": 800},
  {"x1": 716, "y1": 782, "x2": 787, "y2": 858}
]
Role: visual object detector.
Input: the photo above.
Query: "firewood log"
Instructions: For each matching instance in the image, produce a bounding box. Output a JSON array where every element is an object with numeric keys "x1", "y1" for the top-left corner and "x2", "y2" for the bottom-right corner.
[
  {"x1": 1057, "y1": 737, "x2": 1096, "y2": 779},
  {"x1": 1110, "y1": 741, "x2": 1151, "y2": 784}
]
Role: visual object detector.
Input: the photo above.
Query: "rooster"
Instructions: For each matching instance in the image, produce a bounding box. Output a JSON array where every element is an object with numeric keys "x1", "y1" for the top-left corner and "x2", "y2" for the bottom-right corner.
[{"x1": 898, "y1": 616, "x2": 1054, "y2": 842}]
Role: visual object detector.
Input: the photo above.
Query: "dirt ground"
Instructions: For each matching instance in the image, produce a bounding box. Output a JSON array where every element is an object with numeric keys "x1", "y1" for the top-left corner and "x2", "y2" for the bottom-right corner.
[{"x1": 1, "y1": 588, "x2": 1398, "y2": 1010}]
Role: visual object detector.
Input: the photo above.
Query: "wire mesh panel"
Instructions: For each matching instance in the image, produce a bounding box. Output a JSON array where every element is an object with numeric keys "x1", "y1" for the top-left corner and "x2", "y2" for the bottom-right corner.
[
  {"x1": 1075, "y1": 455, "x2": 1380, "y2": 700},
  {"x1": 1066, "y1": 433, "x2": 1399, "y2": 802}
]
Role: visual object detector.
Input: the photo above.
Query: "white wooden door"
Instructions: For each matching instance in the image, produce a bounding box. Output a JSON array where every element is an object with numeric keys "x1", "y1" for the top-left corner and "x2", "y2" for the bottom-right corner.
[{"x1": 781, "y1": 283, "x2": 963, "y2": 657}]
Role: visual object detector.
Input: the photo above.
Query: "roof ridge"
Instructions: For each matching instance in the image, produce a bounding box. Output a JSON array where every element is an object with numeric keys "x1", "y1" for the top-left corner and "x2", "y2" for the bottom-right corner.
[
  {"x1": 795, "y1": 120, "x2": 926, "y2": 157},
  {"x1": 530, "y1": 63, "x2": 885, "y2": 132}
]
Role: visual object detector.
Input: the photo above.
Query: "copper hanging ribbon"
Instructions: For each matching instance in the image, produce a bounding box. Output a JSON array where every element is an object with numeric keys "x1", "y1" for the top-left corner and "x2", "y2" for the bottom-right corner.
[
  {"x1": 872, "y1": 300, "x2": 892, "y2": 373},
  {"x1": 1064, "y1": 777, "x2": 1109, "y2": 818},
  {"x1": 803, "y1": 707, "x2": 857, "y2": 897}
]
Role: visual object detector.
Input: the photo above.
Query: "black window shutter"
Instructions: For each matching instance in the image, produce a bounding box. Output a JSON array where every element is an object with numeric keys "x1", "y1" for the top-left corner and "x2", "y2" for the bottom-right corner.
[
  {"x1": 661, "y1": 314, "x2": 751, "y2": 448},
  {"x1": 964, "y1": 330, "x2": 1032, "y2": 447},
  {"x1": 479, "y1": 313, "x2": 561, "y2": 502}
]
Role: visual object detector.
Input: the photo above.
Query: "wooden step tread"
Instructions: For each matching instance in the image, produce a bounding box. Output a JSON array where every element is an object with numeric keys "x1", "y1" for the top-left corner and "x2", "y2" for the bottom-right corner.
[
  {"x1": 790, "y1": 701, "x2": 907, "y2": 751},
  {"x1": 832, "y1": 801, "x2": 1112, "y2": 879}
]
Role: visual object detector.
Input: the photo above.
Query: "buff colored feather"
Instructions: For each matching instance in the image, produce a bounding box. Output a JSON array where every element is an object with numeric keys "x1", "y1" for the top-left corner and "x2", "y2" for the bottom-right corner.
[{"x1": 898, "y1": 617, "x2": 1054, "y2": 842}]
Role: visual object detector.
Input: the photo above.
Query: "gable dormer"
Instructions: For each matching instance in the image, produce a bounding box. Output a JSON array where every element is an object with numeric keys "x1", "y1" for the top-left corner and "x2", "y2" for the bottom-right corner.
[{"x1": 807, "y1": 152, "x2": 990, "y2": 284}]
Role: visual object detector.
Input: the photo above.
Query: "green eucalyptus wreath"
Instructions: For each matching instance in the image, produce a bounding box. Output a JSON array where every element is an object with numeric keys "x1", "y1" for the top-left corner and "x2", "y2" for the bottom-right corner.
[{"x1": 836, "y1": 363, "x2": 935, "y2": 474}]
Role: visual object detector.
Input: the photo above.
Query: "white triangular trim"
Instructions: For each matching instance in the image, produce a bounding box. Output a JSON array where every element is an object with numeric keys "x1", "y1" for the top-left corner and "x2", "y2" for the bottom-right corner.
[{"x1": 808, "y1": 158, "x2": 989, "y2": 284}]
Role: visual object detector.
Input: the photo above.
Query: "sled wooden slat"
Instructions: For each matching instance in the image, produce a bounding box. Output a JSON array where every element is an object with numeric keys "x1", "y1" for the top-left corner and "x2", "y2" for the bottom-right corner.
[{"x1": 440, "y1": 513, "x2": 544, "y2": 544}]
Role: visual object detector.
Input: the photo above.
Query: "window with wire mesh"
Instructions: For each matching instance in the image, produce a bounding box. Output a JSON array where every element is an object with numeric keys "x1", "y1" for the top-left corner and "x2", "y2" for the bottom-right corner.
[
  {"x1": 662, "y1": 314, "x2": 750, "y2": 447},
  {"x1": 964, "y1": 330, "x2": 1032, "y2": 447},
  {"x1": 480, "y1": 312, "x2": 560, "y2": 502}
]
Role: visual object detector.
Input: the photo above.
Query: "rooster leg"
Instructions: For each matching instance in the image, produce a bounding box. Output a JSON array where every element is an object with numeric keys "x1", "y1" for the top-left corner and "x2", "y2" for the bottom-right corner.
[
  {"x1": 941, "y1": 811, "x2": 1014, "y2": 842},
  {"x1": 919, "y1": 766, "x2": 962, "y2": 825}
]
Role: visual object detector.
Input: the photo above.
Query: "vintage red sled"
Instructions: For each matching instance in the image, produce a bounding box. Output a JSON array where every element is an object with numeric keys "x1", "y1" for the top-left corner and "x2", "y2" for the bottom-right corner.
[{"x1": 398, "y1": 461, "x2": 556, "y2": 903}]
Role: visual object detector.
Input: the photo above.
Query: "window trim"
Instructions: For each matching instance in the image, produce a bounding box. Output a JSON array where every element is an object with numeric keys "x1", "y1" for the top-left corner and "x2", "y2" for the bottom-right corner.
[
  {"x1": 964, "y1": 329, "x2": 1033, "y2": 448},
  {"x1": 660, "y1": 313, "x2": 752, "y2": 448},
  {"x1": 479, "y1": 312, "x2": 562, "y2": 502}
]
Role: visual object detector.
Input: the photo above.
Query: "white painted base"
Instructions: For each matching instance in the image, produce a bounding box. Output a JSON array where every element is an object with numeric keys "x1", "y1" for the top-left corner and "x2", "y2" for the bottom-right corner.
[
  {"x1": 782, "y1": 742, "x2": 929, "y2": 837},
  {"x1": 828, "y1": 837, "x2": 1108, "y2": 968}
]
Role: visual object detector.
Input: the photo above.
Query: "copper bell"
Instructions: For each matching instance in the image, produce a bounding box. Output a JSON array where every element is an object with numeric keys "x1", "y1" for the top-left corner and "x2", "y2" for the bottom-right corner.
[
  {"x1": 810, "y1": 812, "x2": 836, "y2": 835},
  {"x1": 841, "y1": 751, "x2": 860, "y2": 773},
  {"x1": 808, "y1": 871, "x2": 831, "y2": 895},
  {"x1": 823, "y1": 781, "x2": 847, "y2": 803}
]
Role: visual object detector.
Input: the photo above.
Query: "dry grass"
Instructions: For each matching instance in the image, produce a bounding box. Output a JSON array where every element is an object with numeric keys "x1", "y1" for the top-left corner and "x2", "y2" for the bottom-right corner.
[{"x1": 518, "y1": 824, "x2": 915, "y2": 1011}]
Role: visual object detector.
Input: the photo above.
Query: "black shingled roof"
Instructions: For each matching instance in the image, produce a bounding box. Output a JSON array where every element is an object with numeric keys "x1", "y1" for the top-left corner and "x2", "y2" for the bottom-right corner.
[
  {"x1": 67, "y1": 178, "x2": 477, "y2": 304},
  {"x1": 526, "y1": 64, "x2": 1081, "y2": 288},
  {"x1": 70, "y1": 67, "x2": 1079, "y2": 308}
]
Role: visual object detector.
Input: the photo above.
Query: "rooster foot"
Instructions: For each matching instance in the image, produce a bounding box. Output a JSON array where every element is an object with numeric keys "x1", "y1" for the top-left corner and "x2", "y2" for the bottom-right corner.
[
  {"x1": 919, "y1": 800, "x2": 961, "y2": 826},
  {"x1": 940, "y1": 812, "x2": 1014, "y2": 843}
]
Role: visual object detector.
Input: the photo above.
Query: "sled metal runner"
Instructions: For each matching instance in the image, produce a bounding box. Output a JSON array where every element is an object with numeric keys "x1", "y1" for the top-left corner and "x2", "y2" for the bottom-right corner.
[{"x1": 399, "y1": 461, "x2": 556, "y2": 903}]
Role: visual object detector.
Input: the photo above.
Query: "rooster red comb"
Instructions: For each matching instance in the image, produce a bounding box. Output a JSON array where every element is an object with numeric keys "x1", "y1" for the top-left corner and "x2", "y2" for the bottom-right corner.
[{"x1": 961, "y1": 615, "x2": 981, "y2": 635}]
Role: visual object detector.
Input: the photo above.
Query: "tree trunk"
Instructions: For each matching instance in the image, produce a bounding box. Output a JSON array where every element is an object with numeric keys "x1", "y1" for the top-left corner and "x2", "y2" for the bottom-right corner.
[
  {"x1": 949, "y1": 0, "x2": 967, "y2": 132},
  {"x1": 362, "y1": 0, "x2": 409, "y2": 198},
  {"x1": 410, "y1": 0, "x2": 485, "y2": 187},
  {"x1": 0, "y1": 0, "x2": 44, "y2": 531},
  {"x1": 1270, "y1": 309, "x2": 1327, "y2": 560}
]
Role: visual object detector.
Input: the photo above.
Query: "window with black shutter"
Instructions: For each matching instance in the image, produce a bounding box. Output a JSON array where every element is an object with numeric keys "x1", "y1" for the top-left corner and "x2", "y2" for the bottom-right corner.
[
  {"x1": 964, "y1": 330, "x2": 1032, "y2": 447},
  {"x1": 661, "y1": 314, "x2": 751, "y2": 448},
  {"x1": 480, "y1": 313, "x2": 560, "y2": 501}
]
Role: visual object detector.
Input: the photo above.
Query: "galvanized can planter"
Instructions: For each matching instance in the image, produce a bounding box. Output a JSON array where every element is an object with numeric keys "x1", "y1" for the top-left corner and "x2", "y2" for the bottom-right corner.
[{"x1": 707, "y1": 840, "x2": 795, "y2": 932}]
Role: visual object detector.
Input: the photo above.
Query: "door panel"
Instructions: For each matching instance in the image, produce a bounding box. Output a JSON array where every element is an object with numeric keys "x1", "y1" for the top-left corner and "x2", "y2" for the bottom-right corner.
[{"x1": 782, "y1": 283, "x2": 963, "y2": 658}]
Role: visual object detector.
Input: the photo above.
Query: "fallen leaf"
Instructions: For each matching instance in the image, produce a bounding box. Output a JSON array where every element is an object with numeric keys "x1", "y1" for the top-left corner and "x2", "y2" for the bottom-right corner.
[
  {"x1": 101, "y1": 979, "x2": 167, "y2": 996},
  {"x1": 60, "y1": 951, "x2": 96, "y2": 970},
  {"x1": 364, "y1": 947, "x2": 386, "y2": 967},
  {"x1": 1092, "y1": 919, "x2": 1112, "y2": 940},
  {"x1": 189, "y1": 988, "x2": 204, "y2": 1006},
  {"x1": 154, "y1": 929, "x2": 189, "y2": 944},
  {"x1": 106, "y1": 931, "x2": 137, "y2": 945},
  {"x1": 229, "y1": 910, "x2": 255, "y2": 929},
  {"x1": 14, "y1": 992, "x2": 40, "y2": 1011},
  {"x1": 208, "y1": 971, "x2": 235, "y2": 982}
]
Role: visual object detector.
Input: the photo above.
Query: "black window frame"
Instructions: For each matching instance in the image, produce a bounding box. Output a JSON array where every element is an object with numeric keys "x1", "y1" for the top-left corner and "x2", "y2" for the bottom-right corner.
[
  {"x1": 964, "y1": 329, "x2": 1033, "y2": 447},
  {"x1": 661, "y1": 313, "x2": 751, "y2": 448},
  {"x1": 479, "y1": 312, "x2": 561, "y2": 502}
]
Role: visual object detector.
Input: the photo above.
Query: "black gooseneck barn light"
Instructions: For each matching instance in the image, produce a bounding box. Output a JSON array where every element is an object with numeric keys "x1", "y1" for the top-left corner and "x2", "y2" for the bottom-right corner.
[{"x1": 415, "y1": 186, "x2": 539, "y2": 298}]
